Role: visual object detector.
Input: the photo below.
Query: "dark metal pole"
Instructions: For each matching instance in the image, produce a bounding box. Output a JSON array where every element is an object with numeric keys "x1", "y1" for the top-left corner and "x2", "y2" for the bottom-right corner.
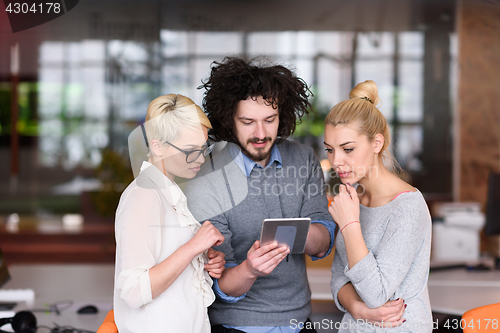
[
  {"x1": 392, "y1": 33, "x2": 400, "y2": 161},
  {"x1": 10, "y1": 44, "x2": 20, "y2": 192},
  {"x1": 350, "y1": 32, "x2": 358, "y2": 89}
]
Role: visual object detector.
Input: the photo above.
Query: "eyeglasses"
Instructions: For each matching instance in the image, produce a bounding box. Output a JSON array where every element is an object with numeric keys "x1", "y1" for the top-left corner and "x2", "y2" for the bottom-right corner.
[{"x1": 164, "y1": 138, "x2": 215, "y2": 163}]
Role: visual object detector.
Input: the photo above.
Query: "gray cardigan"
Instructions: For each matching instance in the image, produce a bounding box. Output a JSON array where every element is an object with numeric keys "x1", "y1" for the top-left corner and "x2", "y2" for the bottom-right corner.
[
  {"x1": 185, "y1": 140, "x2": 332, "y2": 327},
  {"x1": 331, "y1": 190, "x2": 433, "y2": 332}
]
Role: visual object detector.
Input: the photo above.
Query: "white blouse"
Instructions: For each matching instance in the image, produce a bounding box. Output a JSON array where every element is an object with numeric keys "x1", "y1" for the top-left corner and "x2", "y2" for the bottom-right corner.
[{"x1": 114, "y1": 161, "x2": 214, "y2": 333}]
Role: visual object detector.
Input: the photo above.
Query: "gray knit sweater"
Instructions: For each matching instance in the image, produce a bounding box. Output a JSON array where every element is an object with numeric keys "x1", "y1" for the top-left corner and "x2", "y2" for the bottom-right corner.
[
  {"x1": 185, "y1": 140, "x2": 332, "y2": 327},
  {"x1": 331, "y1": 190, "x2": 433, "y2": 333}
]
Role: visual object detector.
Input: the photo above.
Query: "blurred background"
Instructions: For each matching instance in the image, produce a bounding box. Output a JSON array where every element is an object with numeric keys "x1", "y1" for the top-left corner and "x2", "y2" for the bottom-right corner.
[{"x1": 0, "y1": 0, "x2": 498, "y2": 265}]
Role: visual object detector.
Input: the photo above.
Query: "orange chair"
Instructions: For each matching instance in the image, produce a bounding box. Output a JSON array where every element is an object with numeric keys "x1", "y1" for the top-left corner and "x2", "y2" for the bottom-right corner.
[
  {"x1": 462, "y1": 303, "x2": 500, "y2": 333},
  {"x1": 97, "y1": 310, "x2": 118, "y2": 333}
]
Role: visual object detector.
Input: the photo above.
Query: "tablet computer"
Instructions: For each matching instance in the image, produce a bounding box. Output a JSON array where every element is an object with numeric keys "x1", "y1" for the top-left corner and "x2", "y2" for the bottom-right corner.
[{"x1": 259, "y1": 218, "x2": 311, "y2": 254}]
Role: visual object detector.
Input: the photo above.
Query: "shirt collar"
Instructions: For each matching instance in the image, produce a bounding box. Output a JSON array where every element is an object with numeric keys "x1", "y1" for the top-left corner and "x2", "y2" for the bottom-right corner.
[
  {"x1": 139, "y1": 161, "x2": 183, "y2": 206},
  {"x1": 228, "y1": 142, "x2": 283, "y2": 177}
]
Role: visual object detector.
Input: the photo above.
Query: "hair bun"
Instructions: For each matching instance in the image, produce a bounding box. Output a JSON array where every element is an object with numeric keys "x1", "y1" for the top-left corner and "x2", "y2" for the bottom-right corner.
[
  {"x1": 349, "y1": 80, "x2": 380, "y2": 106},
  {"x1": 161, "y1": 95, "x2": 179, "y2": 113}
]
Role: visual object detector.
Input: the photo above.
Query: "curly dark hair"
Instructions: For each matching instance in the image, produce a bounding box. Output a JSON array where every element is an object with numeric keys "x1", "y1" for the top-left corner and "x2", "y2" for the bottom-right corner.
[{"x1": 198, "y1": 56, "x2": 313, "y2": 143}]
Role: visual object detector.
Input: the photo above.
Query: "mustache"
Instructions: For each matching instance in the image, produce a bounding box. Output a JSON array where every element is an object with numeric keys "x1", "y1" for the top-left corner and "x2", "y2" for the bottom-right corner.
[{"x1": 247, "y1": 137, "x2": 272, "y2": 144}]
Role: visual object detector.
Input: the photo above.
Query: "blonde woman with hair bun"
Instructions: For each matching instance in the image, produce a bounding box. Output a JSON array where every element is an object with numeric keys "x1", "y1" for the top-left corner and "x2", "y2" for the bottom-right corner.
[
  {"x1": 325, "y1": 81, "x2": 432, "y2": 332},
  {"x1": 114, "y1": 94, "x2": 225, "y2": 333}
]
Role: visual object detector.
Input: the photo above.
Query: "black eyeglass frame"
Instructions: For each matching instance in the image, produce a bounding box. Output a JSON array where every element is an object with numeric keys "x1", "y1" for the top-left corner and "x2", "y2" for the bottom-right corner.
[{"x1": 164, "y1": 138, "x2": 215, "y2": 163}]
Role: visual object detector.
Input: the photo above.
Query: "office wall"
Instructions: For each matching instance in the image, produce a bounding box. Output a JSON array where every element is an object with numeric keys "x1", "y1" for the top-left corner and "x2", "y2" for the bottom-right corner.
[{"x1": 457, "y1": 0, "x2": 500, "y2": 207}]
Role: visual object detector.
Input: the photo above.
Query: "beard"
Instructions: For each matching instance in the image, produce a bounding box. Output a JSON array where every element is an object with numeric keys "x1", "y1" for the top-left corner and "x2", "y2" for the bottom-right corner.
[{"x1": 237, "y1": 136, "x2": 274, "y2": 163}]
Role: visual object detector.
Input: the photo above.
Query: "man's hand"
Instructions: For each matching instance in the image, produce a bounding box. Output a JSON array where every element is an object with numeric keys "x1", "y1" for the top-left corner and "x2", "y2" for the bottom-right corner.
[
  {"x1": 351, "y1": 298, "x2": 406, "y2": 327},
  {"x1": 204, "y1": 248, "x2": 225, "y2": 279},
  {"x1": 215, "y1": 240, "x2": 289, "y2": 297},
  {"x1": 244, "y1": 240, "x2": 289, "y2": 278}
]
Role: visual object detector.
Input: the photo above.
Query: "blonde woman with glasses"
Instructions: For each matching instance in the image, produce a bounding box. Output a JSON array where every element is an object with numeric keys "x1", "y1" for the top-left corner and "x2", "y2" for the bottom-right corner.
[{"x1": 114, "y1": 94, "x2": 225, "y2": 333}]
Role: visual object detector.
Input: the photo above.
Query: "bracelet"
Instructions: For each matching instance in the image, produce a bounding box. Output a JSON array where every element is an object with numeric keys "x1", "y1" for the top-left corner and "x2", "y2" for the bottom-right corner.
[{"x1": 340, "y1": 221, "x2": 359, "y2": 233}]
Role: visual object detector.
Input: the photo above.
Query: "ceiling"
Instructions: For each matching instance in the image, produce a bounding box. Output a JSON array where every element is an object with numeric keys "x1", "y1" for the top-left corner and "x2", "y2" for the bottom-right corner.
[{"x1": 0, "y1": 0, "x2": 456, "y2": 77}]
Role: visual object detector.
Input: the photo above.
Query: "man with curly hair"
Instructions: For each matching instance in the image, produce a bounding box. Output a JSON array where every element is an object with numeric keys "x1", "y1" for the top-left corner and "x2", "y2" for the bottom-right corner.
[
  {"x1": 185, "y1": 57, "x2": 401, "y2": 333},
  {"x1": 185, "y1": 56, "x2": 334, "y2": 333}
]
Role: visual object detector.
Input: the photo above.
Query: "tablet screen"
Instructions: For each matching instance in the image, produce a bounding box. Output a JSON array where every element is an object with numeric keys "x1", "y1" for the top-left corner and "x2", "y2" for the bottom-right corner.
[{"x1": 260, "y1": 218, "x2": 311, "y2": 254}]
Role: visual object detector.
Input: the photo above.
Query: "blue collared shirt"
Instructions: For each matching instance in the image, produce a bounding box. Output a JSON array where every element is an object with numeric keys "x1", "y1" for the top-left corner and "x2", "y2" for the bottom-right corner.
[{"x1": 213, "y1": 143, "x2": 336, "y2": 332}]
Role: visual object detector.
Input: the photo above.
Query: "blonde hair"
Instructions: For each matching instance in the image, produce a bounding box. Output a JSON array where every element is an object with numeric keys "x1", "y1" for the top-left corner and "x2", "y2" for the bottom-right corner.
[
  {"x1": 325, "y1": 80, "x2": 401, "y2": 173},
  {"x1": 144, "y1": 94, "x2": 211, "y2": 145}
]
